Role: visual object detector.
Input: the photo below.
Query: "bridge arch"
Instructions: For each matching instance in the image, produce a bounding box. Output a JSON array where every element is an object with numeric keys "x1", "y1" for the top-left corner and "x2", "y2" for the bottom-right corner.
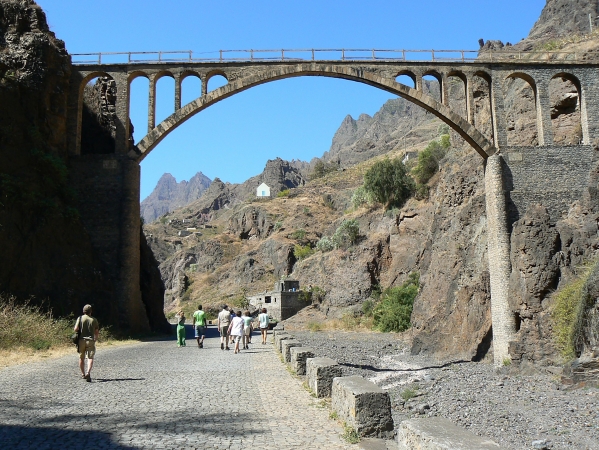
[{"x1": 133, "y1": 64, "x2": 495, "y2": 162}]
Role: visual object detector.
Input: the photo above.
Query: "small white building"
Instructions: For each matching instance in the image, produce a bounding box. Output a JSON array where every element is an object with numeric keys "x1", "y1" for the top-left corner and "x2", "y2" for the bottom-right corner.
[{"x1": 256, "y1": 182, "x2": 271, "y2": 198}]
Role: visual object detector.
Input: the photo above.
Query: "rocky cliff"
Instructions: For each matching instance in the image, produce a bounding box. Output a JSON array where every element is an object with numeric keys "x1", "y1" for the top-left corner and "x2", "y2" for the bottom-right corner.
[
  {"x1": 141, "y1": 172, "x2": 211, "y2": 223},
  {"x1": 0, "y1": 0, "x2": 114, "y2": 320},
  {"x1": 0, "y1": 0, "x2": 168, "y2": 331}
]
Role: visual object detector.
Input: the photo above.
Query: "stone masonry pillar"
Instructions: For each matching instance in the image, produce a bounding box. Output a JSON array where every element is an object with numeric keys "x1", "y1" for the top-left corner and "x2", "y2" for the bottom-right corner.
[
  {"x1": 490, "y1": 75, "x2": 508, "y2": 148},
  {"x1": 484, "y1": 154, "x2": 515, "y2": 365},
  {"x1": 119, "y1": 159, "x2": 150, "y2": 332},
  {"x1": 536, "y1": 78, "x2": 553, "y2": 146}
]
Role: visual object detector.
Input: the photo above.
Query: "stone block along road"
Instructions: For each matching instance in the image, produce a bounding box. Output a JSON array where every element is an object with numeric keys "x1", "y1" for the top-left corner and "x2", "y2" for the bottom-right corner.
[{"x1": 0, "y1": 326, "x2": 354, "y2": 449}]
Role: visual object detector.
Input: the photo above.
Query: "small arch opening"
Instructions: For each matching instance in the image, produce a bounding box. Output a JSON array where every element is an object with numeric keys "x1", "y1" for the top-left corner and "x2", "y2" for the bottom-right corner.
[
  {"x1": 181, "y1": 73, "x2": 202, "y2": 106},
  {"x1": 504, "y1": 74, "x2": 538, "y2": 146},
  {"x1": 422, "y1": 74, "x2": 441, "y2": 103},
  {"x1": 550, "y1": 74, "x2": 582, "y2": 145},
  {"x1": 81, "y1": 75, "x2": 117, "y2": 154},
  {"x1": 155, "y1": 74, "x2": 175, "y2": 125},
  {"x1": 446, "y1": 74, "x2": 467, "y2": 117},
  {"x1": 472, "y1": 74, "x2": 494, "y2": 144},
  {"x1": 395, "y1": 73, "x2": 415, "y2": 88},
  {"x1": 129, "y1": 74, "x2": 150, "y2": 144},
  {"x1": 207, "y1": 74, "x2": 228, "y2": 92}
]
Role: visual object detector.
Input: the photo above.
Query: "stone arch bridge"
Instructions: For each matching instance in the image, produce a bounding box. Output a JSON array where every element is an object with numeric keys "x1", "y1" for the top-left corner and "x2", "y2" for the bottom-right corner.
[{"x1": 67, "y1": 49, "x2": 599, "y2": 365}]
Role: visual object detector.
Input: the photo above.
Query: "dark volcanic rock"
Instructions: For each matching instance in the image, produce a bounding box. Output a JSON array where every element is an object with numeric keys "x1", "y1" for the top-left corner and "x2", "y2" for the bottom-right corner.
[{"x1": 141, "y1": 172, "x2": 212, "y2": 223}]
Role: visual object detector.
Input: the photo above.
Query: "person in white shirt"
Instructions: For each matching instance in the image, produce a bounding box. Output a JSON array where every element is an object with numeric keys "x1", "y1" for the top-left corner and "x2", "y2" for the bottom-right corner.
[
  {"x1": 258, "y1": 308, "x2": 270, "y2": 345},
  {"x1": 227, "y1": 310, "x2": 244, "y2": 354}
]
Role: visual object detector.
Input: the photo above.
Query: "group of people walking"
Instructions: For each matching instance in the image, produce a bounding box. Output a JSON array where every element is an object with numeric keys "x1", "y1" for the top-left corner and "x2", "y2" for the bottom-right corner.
[
  {"x1": 73, "y1": 302, "x2": 271, "y2": 382},
  {"x1": 176, "y1": 304, "x2": 271, "y2": 353}
]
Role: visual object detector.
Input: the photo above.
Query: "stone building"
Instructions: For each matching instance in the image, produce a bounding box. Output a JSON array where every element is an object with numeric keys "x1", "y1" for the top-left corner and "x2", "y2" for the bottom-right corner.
[{"x1": 247, "y1": 280, "x2": 306, "y2": 321}]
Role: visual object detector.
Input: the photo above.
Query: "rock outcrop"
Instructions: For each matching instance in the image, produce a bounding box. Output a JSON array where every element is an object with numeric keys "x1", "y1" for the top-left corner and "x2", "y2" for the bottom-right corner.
[{"x1": 141, "y1": 172, "x2": 211, "y2": 223}]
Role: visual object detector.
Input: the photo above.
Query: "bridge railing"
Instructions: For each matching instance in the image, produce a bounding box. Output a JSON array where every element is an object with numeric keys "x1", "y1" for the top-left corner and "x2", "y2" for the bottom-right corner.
[{"x1": 70, "y1": 48, "x2": 598, "y2": 65}]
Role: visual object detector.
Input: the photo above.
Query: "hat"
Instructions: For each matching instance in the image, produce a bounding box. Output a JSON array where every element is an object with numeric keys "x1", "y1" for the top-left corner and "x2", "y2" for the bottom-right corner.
[{"x1": 83, "y1": 304, "x2": 92, "y2": 313}]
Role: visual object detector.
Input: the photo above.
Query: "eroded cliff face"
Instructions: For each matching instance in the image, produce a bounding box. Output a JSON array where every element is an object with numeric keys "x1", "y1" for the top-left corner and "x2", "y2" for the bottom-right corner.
[
  {"x1": 0, "y1": 0, "x2": 116, "y2": 320},
  {"x1": 0, "y1": 1, "x2": 168, "y2": 331}
]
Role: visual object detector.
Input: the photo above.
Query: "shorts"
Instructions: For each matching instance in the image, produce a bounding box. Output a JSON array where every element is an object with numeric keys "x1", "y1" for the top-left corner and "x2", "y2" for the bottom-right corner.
[
  {"x1": 243, "y1": 327, "x2": 251, "y2": 336},
  {"x1": 220, "y1": 326, "x2": 229, "y2": 337},
  {"x1": 232, "y1": 335, "x2": 242, "y2": 343},
  {"x1": 195, "y1": 325, "x2": 206, "y2": 337},
  {"x1": 78, "y1": 339, "x2": 96, "y2": 359}
]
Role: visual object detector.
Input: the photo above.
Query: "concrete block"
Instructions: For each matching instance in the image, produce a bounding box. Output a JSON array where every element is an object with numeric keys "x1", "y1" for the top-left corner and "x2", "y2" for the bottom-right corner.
[
  {"x1": 397, "y1": 418, "x2": 503, "y2": 449},
  {"x1": 281, "y1": 339, "x2": 301, "y2": 363},
  {"x1": 306, "y1": 357, "x2": 342, "y2": 398},
  {"x1": 291, "y1": 347, "x2": 314, "y2": 375},
  {"x1": 274, "y1": 333, "x2": 290, "y2": 352},
  {"x1": 331, "y1": 376, "x2": 394, "y2": 439}
]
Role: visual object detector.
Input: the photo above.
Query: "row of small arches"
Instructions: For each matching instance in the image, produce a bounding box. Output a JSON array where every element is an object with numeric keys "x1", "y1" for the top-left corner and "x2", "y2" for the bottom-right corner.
[{"x1": 80, "y1": 67, "x2": 585, "y2": 153}]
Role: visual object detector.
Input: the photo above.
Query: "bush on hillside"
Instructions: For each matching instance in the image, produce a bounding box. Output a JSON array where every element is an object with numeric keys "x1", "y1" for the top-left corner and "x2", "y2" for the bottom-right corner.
[
  {"x1": 311, "y1": 159, "x2": 339, "y2": 180},
  {"x1": 294, "y1": 244, "x2": 314, "y2": 260},
  {"x1": 332, "y1": 219, "x2": 360, "y2": 249},
  {"x1": 316, "y1": 236, "x2": 334, "y2": 252},
  {"x1": 373, "y1": 272, "x2": 419, "y2": 332},
  {"x1": 412, "y1": 134, "x2": 450, "y2": 186},
  {"x1": 550, "y1": 259, "x2": 599, "y2": 360},
  {"x1": 363, "y1": 158, "x2": 414, "y2": 208},
  {"x1": 351, "y1": 185, "x2": 375, "y2": 209}
]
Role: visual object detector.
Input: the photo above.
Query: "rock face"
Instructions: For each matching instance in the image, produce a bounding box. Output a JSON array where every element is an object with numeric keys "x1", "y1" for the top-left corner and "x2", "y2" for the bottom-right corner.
[
  {"x1": 141, "y1": 172, "x2": 211, "y2": 223},
  {"x1": 0, "y1": 0, "x2": 115, "y2": 320},
  {"x1": 526, "y1": 0, "x2": 598, "y2": 43},
  {"x1": 0, "y1": 1, "x2": 168, "y2": 331}
]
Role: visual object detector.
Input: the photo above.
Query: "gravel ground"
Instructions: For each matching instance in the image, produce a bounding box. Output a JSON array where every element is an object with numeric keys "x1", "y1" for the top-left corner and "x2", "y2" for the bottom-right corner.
[{"x1": 290, "y1": 330, "x2": 599, "y2": 450}]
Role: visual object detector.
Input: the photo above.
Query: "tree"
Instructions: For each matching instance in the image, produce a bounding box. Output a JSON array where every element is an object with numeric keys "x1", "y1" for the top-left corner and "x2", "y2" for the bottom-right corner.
[
  {"x1": 412, "y1": 135, "x2": 450, "y2": 185},
  {"x1": 363, "y1": 158, "x2": 414, "y2": 208}
]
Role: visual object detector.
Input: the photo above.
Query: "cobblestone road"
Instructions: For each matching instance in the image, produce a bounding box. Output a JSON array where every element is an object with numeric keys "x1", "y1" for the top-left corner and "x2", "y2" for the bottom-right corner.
[{"x1": 0, "y1": 326, "x2": 354, "y2": 449}]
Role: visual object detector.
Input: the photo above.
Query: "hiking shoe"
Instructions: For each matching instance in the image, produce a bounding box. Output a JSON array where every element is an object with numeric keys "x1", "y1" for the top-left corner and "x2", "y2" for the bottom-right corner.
[
  {"x1": 226, "y1": 347, "x2": 230, "y2": 350},
  {"x1": 200, "y1": 343, "x2": 203, "y2": 348},
  {"x1": 85, "y1": 374, "x2": 91, "y2": 382},
  {"x1": 221, "y1": 343, "x2": 224, "y2": 350}
]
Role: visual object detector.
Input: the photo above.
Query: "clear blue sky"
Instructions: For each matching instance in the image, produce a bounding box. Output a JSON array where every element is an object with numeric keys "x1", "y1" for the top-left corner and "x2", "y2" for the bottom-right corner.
[{"x1": 38, "y1": 0, "x2": 546, "y2": 200}]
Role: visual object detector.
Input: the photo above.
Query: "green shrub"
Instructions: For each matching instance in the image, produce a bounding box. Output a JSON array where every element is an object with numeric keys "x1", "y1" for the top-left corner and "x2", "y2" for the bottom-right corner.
[
  {"x1": 550, "y1": 260, "x2": 598, "y2": 360},
  {"x1": 363, "y1": 158, "x2": 414, "y2": 208},
  {"x1": 277, "y1": 189, "x2": 290, "y2": 198},
  {"x1": 361, "y1": 299, "x2": 374, "y2": 317},
  {"x1": 274, "y1": 220, "x2": 283, "y2": 231},
  {"x1": 311, "y1": 159, "x2": 338, "y2": 180},
  {"x1": 412, "y1": 135, "x2": 450, "y2": 185},
  {"x1": 316, "y1": 236, "x2": 334, "y2": 252},
  {"x1": 373, "y1": 272, "x2": 419, "y2": 332},
  {"x1": 294, "y1": 244, "x2": 314, "y2": 260},
  {"x1": 332, "y1": 219, "x2": 360, "y2": 249},
  {"x1": 290, "y1": 229, "x2": 307, "y2": 240},
  {"x1": 400, "y1": 386, "x2": 418, "y2": 401},
  {"x1": 307, "y1": 321, "x2": 323, "y2": 332},
  {"x1": 351, "y1": 186, "x2": 375, "y2": 209}
]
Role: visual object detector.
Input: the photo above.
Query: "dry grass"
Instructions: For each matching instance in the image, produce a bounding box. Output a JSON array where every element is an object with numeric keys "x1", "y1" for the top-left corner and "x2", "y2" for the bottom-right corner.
[{"x1": 0, "y1": 294, "x2": 141, "y2": 371}]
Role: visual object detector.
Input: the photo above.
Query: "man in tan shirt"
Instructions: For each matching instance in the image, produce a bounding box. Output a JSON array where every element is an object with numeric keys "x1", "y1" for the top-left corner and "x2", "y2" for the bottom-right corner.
[
  {"x1": 217, "y1": 305, "x2": 231, "y2": 351},
  {"x1": 74, "y1": 304, "x2": 99, "y2": 382}
]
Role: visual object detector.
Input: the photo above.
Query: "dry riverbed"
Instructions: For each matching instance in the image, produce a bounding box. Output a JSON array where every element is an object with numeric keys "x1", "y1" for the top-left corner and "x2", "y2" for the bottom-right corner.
[{"x1": 290, "y1": 330, "x2": 599, "y2": 450}]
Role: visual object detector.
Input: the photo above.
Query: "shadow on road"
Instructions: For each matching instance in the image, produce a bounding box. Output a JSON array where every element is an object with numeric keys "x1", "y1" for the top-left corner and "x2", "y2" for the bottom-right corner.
[
  {"x1": 0, "y1": 425, "x2": 136, "y2": 449},
  {"x1": 95, "y1": 378, "x2": 145, "y2": 383}
]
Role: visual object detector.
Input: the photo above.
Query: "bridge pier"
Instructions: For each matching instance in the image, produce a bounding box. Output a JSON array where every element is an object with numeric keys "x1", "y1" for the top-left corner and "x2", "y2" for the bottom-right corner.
[{"x1": 484, "y1": 154, "x2": 515, "y2": 365}]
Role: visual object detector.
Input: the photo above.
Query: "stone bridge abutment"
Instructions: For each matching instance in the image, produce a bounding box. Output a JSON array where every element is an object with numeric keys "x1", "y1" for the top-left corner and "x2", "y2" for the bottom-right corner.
[{"x1": 66, "y1": 56, "x2": 599, "y2": 365}]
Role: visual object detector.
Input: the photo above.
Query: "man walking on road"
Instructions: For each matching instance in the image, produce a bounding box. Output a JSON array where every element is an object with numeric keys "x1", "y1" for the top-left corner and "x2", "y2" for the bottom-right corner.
[
  {"x1": 217, "y1": 305, "x2": 231, "y2": 350},
  {"x1": 74, "y1": 304, "x2": 99, "y2": 382},
  {"x1": 192, "y1": 304, "x2": 206, "y2": 348}
]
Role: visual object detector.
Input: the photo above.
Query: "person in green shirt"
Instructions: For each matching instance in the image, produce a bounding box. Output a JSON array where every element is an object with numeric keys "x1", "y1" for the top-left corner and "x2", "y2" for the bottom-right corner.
[{"x1": 192, "y1": 304, "x2": 206, "y2": 348}]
